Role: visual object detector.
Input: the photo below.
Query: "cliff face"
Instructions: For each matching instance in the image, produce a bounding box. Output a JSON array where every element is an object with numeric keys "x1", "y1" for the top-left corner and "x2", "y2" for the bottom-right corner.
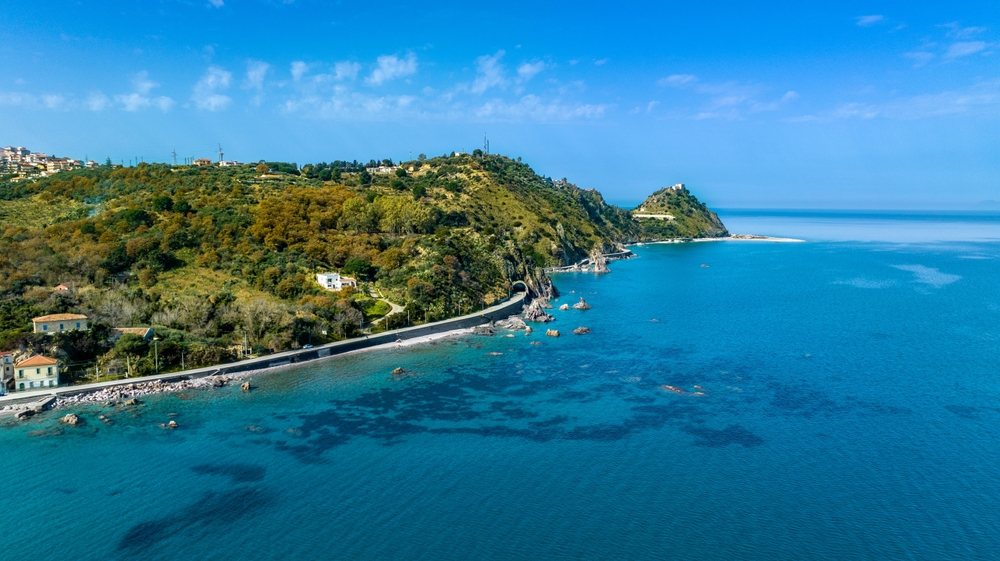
[{"x1": 630, "y1": 186, "x2": 728, "y2": 239}]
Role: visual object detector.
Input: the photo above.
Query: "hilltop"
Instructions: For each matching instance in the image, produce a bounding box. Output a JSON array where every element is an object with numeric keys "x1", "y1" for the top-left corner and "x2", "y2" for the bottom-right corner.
[
  {"x1": 0, "y1": 152, "x2": 724, "y2": 381},
  {"x1": 630, "y1": 184, "x2": 728, "y2": 239}
]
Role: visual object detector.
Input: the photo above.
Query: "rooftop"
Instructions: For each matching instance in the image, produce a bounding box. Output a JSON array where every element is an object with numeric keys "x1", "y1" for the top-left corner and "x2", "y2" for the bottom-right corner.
[
  {"x1": 15, "y1": 355, "x2": 58, "y2": 367},
  {"x1": 32, "y1": 313, "x2": 88, "y2": 322}
]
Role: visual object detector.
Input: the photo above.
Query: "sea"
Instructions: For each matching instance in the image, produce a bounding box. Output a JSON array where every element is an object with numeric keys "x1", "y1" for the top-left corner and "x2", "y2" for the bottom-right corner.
[{"x1": 3, "y1": 210, "x2": 1000, "y2": 560}]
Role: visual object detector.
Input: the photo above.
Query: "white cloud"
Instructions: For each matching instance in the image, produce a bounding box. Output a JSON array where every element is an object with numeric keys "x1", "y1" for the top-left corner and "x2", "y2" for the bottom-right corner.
[
  {"x1": 41, "y1": 94, "x2": 68, "y2": 110},
  {"x1": 646, "y1": 100, "x2": 659, "y2": 113},
  {"x1": 790, "y1": 79, "x2": 1000, "y2": 122},
  {"x1": 132, "y1": 71, "x2": 158, "y2": 95},
  {"x1": 115, "y1": 92, "x2": 150, "y2": 111},
  {"x1": 0, "y1": 92, "x2": 35, "y2": 106},
  {"x1": 594, "y1": 58, "x2": 609, "y2": 66},
  {"x1": 904, "y1": 51, "x2": 936, "y2": 67},
  {"x1": 245, "y1": 60, "x2": 270, "y2": 89},
  {"x1": 945, "y1": 41, "x2": 988, "y2": 59},
  {"x1": 475, "y1": 95, "x2": 609, "y2": 121},
  {"x1": 943, "y1": 23, "x2": 987, "y2": 39},
  {"x1": 855, "y1": 15, "x2": 884, "y2": 27},
  {"x1": 153, "y1": 96, "x2": 175, "y2": 111},
  {"x1": 658, "y1": 74, "x2": 698, "y2": 87},
  {"x1": 517, "y1": 61, "x2": 546, "y2": 81},
  {"x1": 470, "y1": 51, "x2": 507, "y2": 93},
  {"x1": 334, "y1": 61, "x2": 361, "y2": 81},
  {"x1": 192, "y1": 66, "x2": 232, "y2": 111},
  {"x1": 291, "y1": 61, "x2": 309, "y2": 81},
  {"x1": 781, "y1": 91, "x2": 800, "y2": 102},
  {"x1": 208, "y1": 0, "x2": 224, "y2": 7},
  {"x1": 86, "y1": 92, "x2": 111, "y2": 111},
  {"x1": 366, "y1": 53, "x2": 418, "y2": 85}
]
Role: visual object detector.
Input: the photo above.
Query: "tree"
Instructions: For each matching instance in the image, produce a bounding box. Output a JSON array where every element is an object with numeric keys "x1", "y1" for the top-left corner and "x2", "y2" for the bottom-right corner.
[
  {"x1": 343, "y1": 257, "x2": 374, "y2": 280},
  {"x1": 152, "y1": 195, "x2": 173, "y2": 212},
  {"x1": 412, "y1": 184, "x2": 426, "y2": 199},
  {"x1": 318, "y1": 168, "x2": 332, "y2": 181},
  {"x1": 359, "y1": 169, "x2": 372, "y2": 185},
  {"x1": 395, "y1": 168, "x2": 407, "y2": 178},
  {"x1": 418, "y1": 153, "x2": 427, "y2": 161},
  {"x1": 256, "y1": 163, "x2": 268, "y2": 174}
]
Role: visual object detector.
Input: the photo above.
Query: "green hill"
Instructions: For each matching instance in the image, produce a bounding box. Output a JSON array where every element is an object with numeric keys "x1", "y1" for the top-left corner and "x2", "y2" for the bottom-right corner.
[
  {"x1": 0, "y1": 153, "x2": 724, "y2": 381},
  {"x1": 630, "y1": 185, "x2": 728, "y2": 239}
]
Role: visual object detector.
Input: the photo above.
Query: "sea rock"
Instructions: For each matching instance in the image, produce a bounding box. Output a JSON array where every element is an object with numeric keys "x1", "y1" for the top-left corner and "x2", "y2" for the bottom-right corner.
[
  {"x1": 124, "y1": 398, "x2": 141, "y2": 406},
  {"x1": 545, "y1": 329, "x2": 560, "y2": 337},
  {"x1": 537, "y1": 298, "x2": 553, "y2": 309},
  {"x1": 212, "y1": 376, "x2": 227, "y2": 388},
  {"x1": 60, "y1": 414, "x2": 82, "y2": 426},
  {"x1": 391, "y1": 367, "x2": 405, "y2": 375},
  {"x1": 495, "y1": 315, "x2": 528, "y2": 331},
  {"x1": 572, "y1": 297, "x2": 591, "y2": 310},
  {"x1": 573, "y1": 327, "x2": 591, "y2": 335},
  {"x1": 473, "y1": 325, "x2": 496, "y2": 336},
  {"x1": 167, "y1": 420, "x2": 178, "y2": 429},
  {"x1": 241, "y1": 381, "x2": 253, "y2": 392},
  {"x1": 524, "y1": 326, "x2": 533, "y2": 333},
  {"x1": 559, "y1": 304, "x2": 570, "y2": 310},
  {"x1": 523, "y1": 300, "x2": 555, "y2": 323}
]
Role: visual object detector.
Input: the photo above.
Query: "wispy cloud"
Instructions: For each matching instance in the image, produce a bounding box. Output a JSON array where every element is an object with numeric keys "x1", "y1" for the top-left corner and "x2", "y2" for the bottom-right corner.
[
  {"x1": 366, "y1": 53, "x2": 417, "y2": 86},
  {"x1": 658, "y1": 74, "x2": 698, "y2": 87},
  {"x1": 113, "y1": 71, "x2": 174, "y2": 112},
  {"x1": 790, "y1": 79, "x2": 1000, "y2": 122},
  {"x1": 945, "y1": 41, "x2": 988, "y2": 59},
  {"x1": 855, "y1": 15, "x2": 884, "y2": 27},
  {"x1": 656, "y1": 74, "x2": 794, "y2": 119},
  {"x1": 517, "y1": 61, "x2": 546, "y2": 81},
  {"x1": 291, "y1": 61, "x2": 309, "y2": 81},
  {"x1": 470, "y1": 51, "x2": 508, "y2": 93},
  {"x1": 244, "y1": 60, "x2": 270, "y2": 90},
  {"x1": 334, "y1": 61, "x2": 360, "y2": 81},
  {"x1": 208, "y1": 0, "x2": 224, "y2": 8},
  {"x1": 86, "y1": 92, "x2": 110, "y2": 111},
  {"x1": 191, "y1": 66, "x2": 232, "y2": 111}
]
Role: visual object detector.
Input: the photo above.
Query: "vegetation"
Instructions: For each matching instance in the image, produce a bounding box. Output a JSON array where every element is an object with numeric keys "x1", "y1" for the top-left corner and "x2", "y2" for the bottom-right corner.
[
  {"x1": 0, "y1": 153, "x2": 724, "y2": 383},
  {"x1": 630, "y1": 186, "x2": 728, "y2": 239}
]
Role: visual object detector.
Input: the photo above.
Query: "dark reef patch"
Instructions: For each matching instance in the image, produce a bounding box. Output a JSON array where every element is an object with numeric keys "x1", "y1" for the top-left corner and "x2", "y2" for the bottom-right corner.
[
  {"x1": 683, "y1": 424, "x2": 765, "y2": 448},
  {"x1": 191, "y1": 463, "x2": 267, "y2": 483}
]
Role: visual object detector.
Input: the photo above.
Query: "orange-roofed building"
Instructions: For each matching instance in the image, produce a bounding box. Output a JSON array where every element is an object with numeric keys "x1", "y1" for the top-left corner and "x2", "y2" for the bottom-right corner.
[
  {"x1": 32, "y1": 313, "x2": 89, "y2": 334},
  {"x1": 14, "y1": 355, "x2": 59, "y2": 392}
]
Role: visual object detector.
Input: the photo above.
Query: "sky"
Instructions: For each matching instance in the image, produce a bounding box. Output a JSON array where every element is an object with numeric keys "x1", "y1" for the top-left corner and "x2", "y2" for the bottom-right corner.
[{"x1": 1, "y1": 1, "x2": 998, "y2": 209}]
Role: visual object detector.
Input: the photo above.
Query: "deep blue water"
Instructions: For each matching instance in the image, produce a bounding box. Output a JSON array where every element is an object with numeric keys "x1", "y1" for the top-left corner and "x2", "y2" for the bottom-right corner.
[{"x1": 3, "y1": 212, "x2": 1000, "y2": 560}]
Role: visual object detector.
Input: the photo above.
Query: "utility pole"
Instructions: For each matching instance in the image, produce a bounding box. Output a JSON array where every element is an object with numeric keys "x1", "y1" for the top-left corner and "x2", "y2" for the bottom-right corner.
[
  {"x1": 218, "y1": 144, "x2": 224, "y2": 163},
  {"x1": 153, "y1": 337, "x2": 160, "y2": 374},
  {"x1": 171, "y1": 149, "x2": 177, "y2": 166}
]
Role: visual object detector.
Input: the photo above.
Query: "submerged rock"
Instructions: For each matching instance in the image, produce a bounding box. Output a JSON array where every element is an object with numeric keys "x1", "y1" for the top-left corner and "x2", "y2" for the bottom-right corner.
[
  {"x1": 545, "y1": 329, "x2": 560, "y2": 337},
  {"x1": 60, "y1": 413, "x2": 82, "y2": 426},
  {"x1": 391, "y1": 367, "x2": 405, "y2": 375},
  {"x1": 572, "y1": 297, "x2": 592, "y2": 310},
  {"x1": 523, "y1": 300, "x2": 555, "y2": 323},
  {"x1": 573, "y1": 327, "x2": 591, "y2": 335}
]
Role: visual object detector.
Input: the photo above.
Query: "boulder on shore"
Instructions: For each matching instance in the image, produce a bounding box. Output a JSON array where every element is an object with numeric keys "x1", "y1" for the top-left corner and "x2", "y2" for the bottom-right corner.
[
  {"x1": 60, "y1": 413, "x2": 82, "y2": 426},
  {"x1": 523, "y1": 300, "x2": 555, "y2": 323},
  {"x1": 559, "y1": 304, "x2": 570, "y2": 310},
  {"x1": 573, "y1": 327, "x2": 591, "y2": 335},
  {"x1": 495, "y1": 316, "x2": 528, "y2": 331},
  {"x1": 545, "y1": 329, "x2": 560, "y2": 337},
  {"x1": 572, "y1": 297, "x2": 592, "y2": 310}
]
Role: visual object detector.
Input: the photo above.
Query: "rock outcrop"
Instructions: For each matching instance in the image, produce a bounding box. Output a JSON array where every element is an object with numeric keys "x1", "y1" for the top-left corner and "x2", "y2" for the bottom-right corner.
[
  {"x1": 60, "y1": 413, "x2": 82, "y2": 426},
  {"x1": 545, "y1": 329, "x2": 560, "y2": 337},
  {"x1": 496, "y1": 316, "x2": 528, "y2": 331},
  {"x1": 523, "y1": 300, "x2": 555, "y2": 323},
  {"x1": 572, "y1": 297, "x2": 592, "y2": 310},
  {"x1": 559, "y1": 304, "x2": 570, "y2": 310},
  {"x1": 241, "y1": 381, "x2": 253, "y2": 392},
  {"x1": 573, "y1": 327, "x2": 591, "y2": 335}
]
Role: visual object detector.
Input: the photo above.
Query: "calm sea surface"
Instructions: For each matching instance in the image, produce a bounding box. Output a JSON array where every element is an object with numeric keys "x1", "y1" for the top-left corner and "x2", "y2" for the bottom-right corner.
[{"x1": 3, "y1": 211, "x2": 1000, "y2": 560}]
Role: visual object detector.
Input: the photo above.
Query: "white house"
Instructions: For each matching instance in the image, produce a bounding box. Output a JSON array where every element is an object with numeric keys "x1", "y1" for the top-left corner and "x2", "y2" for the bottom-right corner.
[
  {"x1": 316, "y1": 272, "x2": 358, "y2": 291},
  {"x1": 32, "y1": 313, "x2": 90, "y2": 334},
  {"x1": 13, "y1": 355, "x2": 59, "y2": 392}
]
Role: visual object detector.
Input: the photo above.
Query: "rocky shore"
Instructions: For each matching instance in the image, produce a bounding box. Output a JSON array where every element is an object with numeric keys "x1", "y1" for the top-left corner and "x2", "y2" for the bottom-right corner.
[{"x1": 50, "y1": 373, "x2": 251, "y2": 409}]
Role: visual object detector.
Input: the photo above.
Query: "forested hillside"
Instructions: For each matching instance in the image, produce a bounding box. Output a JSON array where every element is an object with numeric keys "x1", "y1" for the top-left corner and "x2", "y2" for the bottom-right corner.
[
  {"x1": 0, "y1": 152, "x2": 664, "y2": 381},
  {"x1": 631, "y1": 186, "x2": 728, "y2": 239}
]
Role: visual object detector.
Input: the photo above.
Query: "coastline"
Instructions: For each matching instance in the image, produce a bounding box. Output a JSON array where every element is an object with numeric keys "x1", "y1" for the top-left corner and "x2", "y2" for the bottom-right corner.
[
  {"x1": 0, "y1": 293, "x2": 525, "y2": 415},
  {"x1": 630, "y1": 234, "x2": 805, "y2": 245}
]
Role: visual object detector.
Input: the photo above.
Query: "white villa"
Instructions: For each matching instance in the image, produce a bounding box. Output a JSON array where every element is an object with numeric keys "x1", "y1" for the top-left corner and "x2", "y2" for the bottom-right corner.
[
  {"x1": 316, "y1": 272, "x2": 358, "y2": 291},
  {"x1": 32, "y1": 313, "x2": 90, "y2": 334}
]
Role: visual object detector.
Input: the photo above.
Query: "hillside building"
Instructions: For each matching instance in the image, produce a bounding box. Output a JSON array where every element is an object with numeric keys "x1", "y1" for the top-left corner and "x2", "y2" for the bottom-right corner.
[
  {"x1": 13, "y1": 355, "x2": 59, "y2": 392},
  {"x1": 32, "y1": 313, "x2": 90, "y2": 334},
  {"x1": 316, "y1": 272, "x2": 358, "y2": 291}
]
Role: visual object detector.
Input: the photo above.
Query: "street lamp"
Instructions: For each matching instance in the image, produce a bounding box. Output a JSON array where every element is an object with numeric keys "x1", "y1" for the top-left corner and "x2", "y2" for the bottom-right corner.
[{"x1": 153, "y1": 336, "x2": 160, "y2": 374}]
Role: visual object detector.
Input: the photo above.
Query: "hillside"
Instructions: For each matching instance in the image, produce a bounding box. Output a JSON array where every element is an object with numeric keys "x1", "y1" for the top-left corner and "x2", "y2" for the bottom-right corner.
[
  {"x1": 631, "y1": 185, "x2": 728, "y2": 239},
  {"x1": 0, "y1": 153, "x2": 725, "y2": 382}
]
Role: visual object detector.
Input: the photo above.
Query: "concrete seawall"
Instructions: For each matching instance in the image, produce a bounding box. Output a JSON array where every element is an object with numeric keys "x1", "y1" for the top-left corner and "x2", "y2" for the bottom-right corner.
[{"x1": 0, "y1": 292, "x2": 527, "y2": 406}]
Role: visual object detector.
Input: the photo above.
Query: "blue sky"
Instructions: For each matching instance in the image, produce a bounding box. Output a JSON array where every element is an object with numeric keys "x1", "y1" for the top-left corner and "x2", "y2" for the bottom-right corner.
[{"x1": 1, "y1": 1, "x2": 998, "y2": 208}]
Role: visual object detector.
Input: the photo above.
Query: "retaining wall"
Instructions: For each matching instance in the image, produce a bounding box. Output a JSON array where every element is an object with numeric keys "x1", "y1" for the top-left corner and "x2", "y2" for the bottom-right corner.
[{"x1": 0, "y1": 293, "x2": 527, "y2": 404}]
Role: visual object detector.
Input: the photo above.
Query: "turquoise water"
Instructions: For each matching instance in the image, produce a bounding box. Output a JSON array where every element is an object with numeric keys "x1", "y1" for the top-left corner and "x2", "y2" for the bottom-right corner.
[{"x1": 3, "y1": 212, "x2": 1000, "y2": 560}]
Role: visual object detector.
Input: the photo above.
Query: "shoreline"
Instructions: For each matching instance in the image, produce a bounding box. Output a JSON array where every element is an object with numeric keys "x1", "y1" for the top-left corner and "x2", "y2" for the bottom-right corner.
[
  {"x1": 0, "y1": 293, "x2": 526, "y2": 416},
  {"x1": 630, "y1": 234, "x2": 805, "y2": 245}
]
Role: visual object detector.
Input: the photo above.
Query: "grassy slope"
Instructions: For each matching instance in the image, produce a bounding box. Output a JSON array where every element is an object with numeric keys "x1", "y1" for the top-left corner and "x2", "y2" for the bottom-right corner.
[{"x1": 630, "y1": 187, "x2": 728, "y2": 239}]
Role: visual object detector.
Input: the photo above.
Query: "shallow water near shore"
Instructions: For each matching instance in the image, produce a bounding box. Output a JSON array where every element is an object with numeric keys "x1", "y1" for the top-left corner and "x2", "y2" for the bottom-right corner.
[{"x1": 4, "y1": 218, "x2": 1000, "y2": 559}]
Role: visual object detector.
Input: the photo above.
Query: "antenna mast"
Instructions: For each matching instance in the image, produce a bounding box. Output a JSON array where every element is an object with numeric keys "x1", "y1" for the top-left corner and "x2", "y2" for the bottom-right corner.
[
  {"x1": 218, "y1": 144, "x2": 224, "y2": 162},
  {"x1": 171, "y1": 149, "x2": 177, "y2": 166}
]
